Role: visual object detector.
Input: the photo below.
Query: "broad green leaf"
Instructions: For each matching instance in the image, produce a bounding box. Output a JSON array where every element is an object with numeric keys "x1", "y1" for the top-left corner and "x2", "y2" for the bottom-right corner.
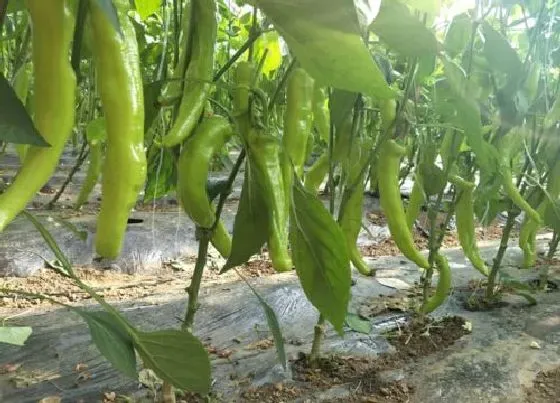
[
  {"x1": 0, "y1": 74, "x2": 48, "y2": 147},
  {"x1": 403, "y1": 0, "x2": 440, "y2": 15},
  {"x1": 222, "y1": 160, "x2": 270, "y2": 272},
  {"x1": 330, "y1": 89, "x2": 359, "y2": 132},
  {"x1": 240, "y1": 277, "x2": 287, "y2": 370},
  {"x1": 134, "y1": 0, "x2": 161, "y2": 20},
  {"x1": 79, "y1": 310, "x2": 138, "y2": 379},
  {"x1": 23, "y1": 212, "x2": 72, "y2": 272},
  {"x1": 254, "y1": 0, "x2": 395, "y2": 99},
  {"x1": 370, "y1": 0, "x2": 438, "y2": 58},
  {"x1": 289, "y1": 177, "x2": 351, "y2": 333},
  {"x1": 345, "y1": 313, "x2": 371, "y2": 334},
  {"x1": 86, "y1": 117, "x2": 107, "y2": 144},
  {"x1": 134, "y1": 330, "x2": 211, "y2": 395},
  {"x1": 445, "y1": 13, "x2": 472, "y2": 58},
  {"x1": 419, "y1": 162, "x2": 446, "y2": 196},
  {"x1": 143, "y1": 146, "x2": 176, "y2": 202},
  {"x1": 0, "y1": 326, "x2": 32, "y2": 346},
  {"x1": 482, "y1": 21, "x2": 522, "y2": 79},
  {"x1": 254, "y1": 31, "x2": 282, "y2": 75},
  {"x1": 93, "y1": 0, "x2": 122, "y2": 35}
]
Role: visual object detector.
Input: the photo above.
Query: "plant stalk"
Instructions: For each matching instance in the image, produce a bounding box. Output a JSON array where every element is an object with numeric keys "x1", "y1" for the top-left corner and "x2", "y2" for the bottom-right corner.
[
  {"x1": 309, "y1": 314, "x2": 325, "y2": 366},
  {"x1": 486, "y1": 212, "x2": 516, "y2": 299}
]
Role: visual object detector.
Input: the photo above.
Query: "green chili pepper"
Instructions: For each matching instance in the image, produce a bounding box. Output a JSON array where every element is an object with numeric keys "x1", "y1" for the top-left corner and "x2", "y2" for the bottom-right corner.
[
  {"x1": 0, "y1": 0, "x2": 76, "y2": 231},
  {"x1": 283, "y1": 67, "x2": 314, "y2": 178},
  {"x1": 247, "y1": 131, "x2": 292, "y2": 272},
  {"x1": 161, "y1": 0, "x2": 217, "y2": 147},
  {"x1": 312, "y1": 86, "x2": 330, "y2": 143},
  {"x1": 177, "y1": 116, "x2": 233, "y2": 258},
  {"x1": 519, "y1": 159, "x2": 560, "y2": 268},
  {"x1": 338, "y1": 138, "x2": 374, "y2": 276},
  {"x1": 75, "y1": 117, "x2": 107, "y2": 210},
  {"x1": 159, "y1": 0, "x2": 192, "y2": 103},
  {"x1": 420, "y1": 253, "x2": 452, "y2": 314},
  {"x1": 378, "y1": 139, "x2": 430, "y2": 269},
  {"x1": 451, "y1": 176, "x2": 489, "y2": 276},
  {"x1": 12, "y1": 62, "x2": 33, "y2": 163},
  {"x1": 496, "y1": 133, "x2": 541, "y2": 224},
  {"x1": 232, "y1": 61, "x2": 255, "y2": 142},
  {"x1": 406, "y1": 175, "x2": 425, "y2": 230},
  {"x1": 90, "y1": 0, "x2": 147, "y2": 258}
]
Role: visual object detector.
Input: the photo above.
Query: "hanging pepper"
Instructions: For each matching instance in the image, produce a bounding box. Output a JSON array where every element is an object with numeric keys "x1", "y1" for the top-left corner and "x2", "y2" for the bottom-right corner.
[
  {"x1": 406, "y1": 175, "x2": 425, "y2": 230},
  {"x1": 377, "y1": 99, "x2": 430, "y2": 269},
  {"x1": 338, "y1": 138, "x2": 374, "y2": 276},
  {"x1": 283, "y1": 67, "x2": 314, "y2": 178},
  {"x1": 496, "y1": 132, "x2": 541, "y2": 224},
  {"x1": 159, "y1": 0, "x2": 191, "y2": 103},
  {"x1": 12, "y1": 62, "x2": 33, "y2": 162},
  {"x1": 177, "y1": 116, "x2": 233, "y2": 258},
  {"x1": 312, "y1": 86, "x2": 330, "y2": 143},
  {"x1": 451, "y1": 176, "x2": 489, "y2": 276},
  {"x1": 519, "y1": 159, "x2": 560, "y2": 268},
  {"x1": 75, "y1": 117, "x2": 107, "y2": 210},
  {"x1": 232, "y1": 61, "x2": 255, "y2": 142},
  {"x1": 89, "y1": 0, "x2": 147, "y2": 258},
  {"x1": 161, "y1": 0, "x2": 217, "y2": 147},
  {"x1": 420, "y1": 253, "x2": 452, "y2": 313},
  {"x1": 0, "y1": 0, "x2": 76, "y2": 231},
  {"x1": 247, "y1": 131, "x2": 292, "y2": 272}
]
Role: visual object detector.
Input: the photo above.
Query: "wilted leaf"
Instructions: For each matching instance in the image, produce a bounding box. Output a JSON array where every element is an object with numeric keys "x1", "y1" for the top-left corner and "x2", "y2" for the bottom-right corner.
[
  {"x1": 134, "y1": 330, "x2": 211, "y2": 395},
  {"x1": 289, "y1": 177, "x2": 351, "y2": 333},
  {"x1": 0, "y1": 326, "x2": 32, "y2": 346}
]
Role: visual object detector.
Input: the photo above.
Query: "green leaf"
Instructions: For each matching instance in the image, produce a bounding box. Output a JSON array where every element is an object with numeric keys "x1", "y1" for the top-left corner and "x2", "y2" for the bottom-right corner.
[
  {"x1": 402, "y1": 0, "x2": 441, "y2": 15},
  {"x1": 143, "y1": 145, "x2": 176, "y2": 202},
  {"x1": 369, "y1": 0, "x2": 438, "y2": 58},
  {"x1": 345, "y1": 313, "x2": 371, "y2": 334},
  {"x1": 289, "y1": 177, "x2": 351, "y2": 333},
  {"x1": 0, "y1": 73, "x2": 48, "y2": 147},
  {"x1": 92, "y1": 0, "x2": 122, "y2": 35},
  {"x1": 254, "y1": 0, "x2": 395, "y2": 99},
  {"x1": 86, "y1": 117, "x2": 107, "y2": 144},
  {"x1": 222, "y1": 162, "x2": 270, "y2": 272},
  {"x1": 254, "y1": 31, "x2": 282, "y2": 75},
  {"x1": 134, "y1": 330, "x2": 211, "y2": 395},
  {"x1": 482, "y1": 21, "x2": 522, "y2": 79},
  {"x1": 134, "y1": 0, "x2": 161, "y2": 20},
  {"x1": 78, "y1": 310, "x2": 138, "y2": 379},
  {"x1": 0, "y1": 326, "x2": 32, "y2": 346},
  {"x1": 444, "y1": 13, "x2": 472, "y2": 58},
  {"x1": 330, "y1": 89, "x2": 359, "y2": 131},
  {"x1": 23, "y1": 212, "x2": 72, "y2": 272},
  {"x1": 240, "y1": 277, "x2": 287, "y2": 370},
  {"x1": 419, "y1": 162, "x2": 446, "y2": 196}
]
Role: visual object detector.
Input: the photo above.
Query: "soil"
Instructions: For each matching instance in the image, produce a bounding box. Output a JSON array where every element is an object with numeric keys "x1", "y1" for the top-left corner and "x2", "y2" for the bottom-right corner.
[
  {"x1": 524, "y1": 366, "x2": 560, "y2": 403},
  {"x1": 241, "y1": 316, "x2": 468, "y2": 402}
]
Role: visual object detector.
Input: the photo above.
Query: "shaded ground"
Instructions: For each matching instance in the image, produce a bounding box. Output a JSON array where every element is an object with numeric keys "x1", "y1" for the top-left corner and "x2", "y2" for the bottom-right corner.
[{"x1": 525, "y1": 366, "x2": 560, "y2": 402}]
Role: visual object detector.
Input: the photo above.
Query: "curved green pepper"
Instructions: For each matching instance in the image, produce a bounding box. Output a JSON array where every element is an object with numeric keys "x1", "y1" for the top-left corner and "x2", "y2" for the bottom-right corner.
[
  {"x1": 75, "y1": 117, "x2": 107, "y2": 210},
  {"x1": 232, "y1": 61, "x2": 255, "y2": 142},
  {"x1": 339, "y1": 138, "x2": 374, "y2": 276},
  {"x1": 90, "y1": 0, "x2": 147, "y2": 258},
  {"x1": 420, "y1": 253, "x2": 452, "y2": 313},
  {"x1": 283, "y1": 67, "x2": 314, "y2": 178},
  {"x1": 452, "y1": 177, "x2": 489, "y2": 276},
  {"x1": 161, "y1": 0, "x2": 217, "y2": 147},
  {"x1": 378, "y1": 139, "x2": 430, "y2": 269},
  {"x1": 177, "y1": 116, "x2": 233, "y2": 258},
  {"x1": 0, "y1": 0, "x2": 76, "y2": 231}
]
